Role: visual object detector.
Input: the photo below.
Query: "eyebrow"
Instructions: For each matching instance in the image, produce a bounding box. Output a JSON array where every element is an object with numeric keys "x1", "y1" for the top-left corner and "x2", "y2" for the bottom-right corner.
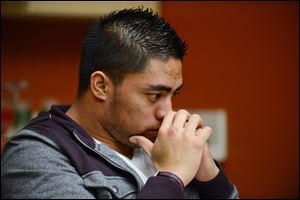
[{"x1": 147, "y1": 83, "x2": 184, "y2": 92}]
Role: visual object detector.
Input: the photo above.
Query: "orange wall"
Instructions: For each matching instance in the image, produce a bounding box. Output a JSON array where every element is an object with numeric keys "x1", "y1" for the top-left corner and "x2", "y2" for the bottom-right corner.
[
  {"x1": 1, "y1": 18, "x2": 89, "y2": 108},
  {"x1": 161, "y1": 1, "x2": 299, "y2": 198},
  {"x1": 1, "y1": 1, "x2": 299, "y2": 198}
]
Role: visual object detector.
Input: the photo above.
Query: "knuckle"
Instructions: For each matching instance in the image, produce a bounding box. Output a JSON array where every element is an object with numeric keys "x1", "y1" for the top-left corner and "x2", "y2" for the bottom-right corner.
[
  {"x1": 191, "y1": 114, "x2": 201, "y2": 121},
  {"x1": 169, "y1": 125, "x2": 179, "y2": 135},
  {"x1": 206, "y1": 126, "x2": 213, "y2": 134},
  {"x1": 178, "y1": 109, "x2": 189, "y2": 116},
  {"x1": 183, "y1": 128, "x2": 193, "y2": 135}
]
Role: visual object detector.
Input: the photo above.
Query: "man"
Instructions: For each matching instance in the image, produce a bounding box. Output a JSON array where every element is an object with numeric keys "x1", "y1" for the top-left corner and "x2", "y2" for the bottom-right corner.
[{"x1": 1, "y1": 8, "x2": 239, "y2": 199}]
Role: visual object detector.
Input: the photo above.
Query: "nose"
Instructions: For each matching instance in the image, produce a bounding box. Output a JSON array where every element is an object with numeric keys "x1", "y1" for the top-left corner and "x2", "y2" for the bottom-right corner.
[{"x1": 155, "y1": 97, "x2": 173, "y2": 122}]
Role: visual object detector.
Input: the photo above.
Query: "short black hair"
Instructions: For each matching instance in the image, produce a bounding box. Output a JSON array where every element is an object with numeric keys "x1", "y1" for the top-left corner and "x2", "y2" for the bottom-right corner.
[{"x1": 77, "y1": 7, "x2": 187, "y2": 98}]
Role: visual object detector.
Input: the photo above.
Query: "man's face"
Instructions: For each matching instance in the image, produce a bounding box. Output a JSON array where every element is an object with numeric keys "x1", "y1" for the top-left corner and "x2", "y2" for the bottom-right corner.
[{"x1": 102, "y1": 57, "x2": 183, "y2": 147}]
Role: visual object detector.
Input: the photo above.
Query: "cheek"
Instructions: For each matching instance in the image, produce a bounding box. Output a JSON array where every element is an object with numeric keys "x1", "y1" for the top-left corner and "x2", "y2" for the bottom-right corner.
[
  {"x1": 119, "y1": 102, "x2": 154, "y2": 129},
  {"x1": 122, "y1": 105, "x2": 148, "y2": 123},
  {"x1": 119, "y1": 95, "x2": 150, "y2": 115},
  {"x1": 113, "y1": 91, "x2": 156, "y2": 128}
]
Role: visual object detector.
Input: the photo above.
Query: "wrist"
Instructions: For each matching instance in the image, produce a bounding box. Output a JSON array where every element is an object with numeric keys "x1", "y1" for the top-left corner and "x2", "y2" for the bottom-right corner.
[
  {"x1": 195, "y1": 162, "x2": 219, "y2": 182},
  {"x1": 156, "y1": 171, "x2": 185, "y2": 189}
]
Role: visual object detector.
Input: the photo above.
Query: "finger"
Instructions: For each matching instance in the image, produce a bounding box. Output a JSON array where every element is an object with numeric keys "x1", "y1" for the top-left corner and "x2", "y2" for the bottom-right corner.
[
  {"x1": 185, "y1": 113, "x2": 204, "y2": 129},
  {"x1": 129, "y1": 136, "x2": 153, "y2": 156},
  {"x1": 203, "y1": 142, "x2": 213, "y2": 157},
  {"x1": 185, "y1": 114, "x2": 201, "y2": 133},
  {"x1": 195, "y1": 126, "x2": 213, "y2": 143},
  {"x1": 159, "y1": 111, "x2": 176, "y2": 133},
  {"x1": 196, "y1": 115, "x2": 204, "y2": 129},
  {"x1": 172, "y1": 109, "x2": 190, "y2": 130}
]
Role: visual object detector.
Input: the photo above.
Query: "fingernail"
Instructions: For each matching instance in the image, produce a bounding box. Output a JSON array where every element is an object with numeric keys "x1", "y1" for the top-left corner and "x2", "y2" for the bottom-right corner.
[{"x1": 129, "y1": 137, "x2": 136, "y2": 144}]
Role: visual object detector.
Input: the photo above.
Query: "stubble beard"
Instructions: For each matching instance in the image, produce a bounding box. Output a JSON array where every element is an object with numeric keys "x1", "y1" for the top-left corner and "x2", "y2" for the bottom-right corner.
[{"x1": 102, "y1": 90, "x2": 136, "y2": 147}]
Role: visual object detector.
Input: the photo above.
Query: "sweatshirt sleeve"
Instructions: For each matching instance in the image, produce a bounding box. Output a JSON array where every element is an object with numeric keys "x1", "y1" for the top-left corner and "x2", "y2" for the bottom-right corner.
[
  {"x1": 136, "y1": 175, "x2": 184, "y2": 199},
  {"x1": 194, "y1": 161, "x2": 239, "y2": 199},
  {"x1": 136, "y1": 160, "x2": 239, "y2": 199}
]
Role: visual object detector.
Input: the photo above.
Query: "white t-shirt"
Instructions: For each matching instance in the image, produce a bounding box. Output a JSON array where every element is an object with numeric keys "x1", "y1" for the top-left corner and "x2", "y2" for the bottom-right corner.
[{"x1": 94, "y1": 138, "x2": 157, "y2": 184}]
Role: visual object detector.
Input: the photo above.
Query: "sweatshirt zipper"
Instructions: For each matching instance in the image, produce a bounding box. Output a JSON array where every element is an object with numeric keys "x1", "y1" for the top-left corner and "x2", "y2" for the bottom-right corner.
[{"x1": 72, "y1": 130, "x2": 143, "y2": 191}]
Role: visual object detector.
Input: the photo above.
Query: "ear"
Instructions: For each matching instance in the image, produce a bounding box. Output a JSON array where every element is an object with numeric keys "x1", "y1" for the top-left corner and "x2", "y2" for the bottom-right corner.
[{"x1": 90, "y1": 71, "x2": 112, "y2": 101}]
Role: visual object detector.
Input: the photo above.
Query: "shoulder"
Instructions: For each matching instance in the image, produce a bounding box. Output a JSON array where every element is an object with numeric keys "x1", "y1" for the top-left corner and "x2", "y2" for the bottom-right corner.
[
  {"x1": 1, "y1": 129, "x2": 68, "y2": 170},
  {"x1": 2, "y1": 129, "x2": 60, "y2": 154},
  {"x1": 1, "y1": 129, "x2": 95, "y2": 199}
]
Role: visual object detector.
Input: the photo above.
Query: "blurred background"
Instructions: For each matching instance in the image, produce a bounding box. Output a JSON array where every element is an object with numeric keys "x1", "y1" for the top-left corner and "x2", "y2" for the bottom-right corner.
[{"x1": 1, "y1": 1, "x2": 299, "y2": 198}]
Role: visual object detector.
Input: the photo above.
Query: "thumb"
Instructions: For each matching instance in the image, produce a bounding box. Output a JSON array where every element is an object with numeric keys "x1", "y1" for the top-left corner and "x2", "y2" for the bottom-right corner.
[{"x1": 129, "y1": 136, "x2": 153, "y2": 156}]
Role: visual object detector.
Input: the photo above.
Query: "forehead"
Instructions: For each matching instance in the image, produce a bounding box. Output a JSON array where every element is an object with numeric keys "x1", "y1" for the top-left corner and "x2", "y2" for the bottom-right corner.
[
  {"x1": 122, "y1": 58, "x2": 183, "y2": 89},
  {"x1": 144, "y1": 58, "x2": 183, "y2": 80}
]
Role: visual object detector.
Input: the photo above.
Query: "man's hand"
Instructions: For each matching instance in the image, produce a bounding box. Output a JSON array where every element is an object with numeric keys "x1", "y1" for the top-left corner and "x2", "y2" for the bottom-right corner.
[
  {"x1": 129, "y1": 110, "x2": 212, "y2": 186},
  {"x1": 195, "y1": 142, "x2": 219, "y2": 182}
]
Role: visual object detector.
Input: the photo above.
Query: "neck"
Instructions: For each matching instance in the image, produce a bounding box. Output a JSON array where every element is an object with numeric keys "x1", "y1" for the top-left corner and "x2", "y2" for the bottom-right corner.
[
  {"x1": 93, "y1": 134, "x2": 133, "y2": 158},
  {"x1": 66, "y1": 98, "x2": 133, "y2": 159}
]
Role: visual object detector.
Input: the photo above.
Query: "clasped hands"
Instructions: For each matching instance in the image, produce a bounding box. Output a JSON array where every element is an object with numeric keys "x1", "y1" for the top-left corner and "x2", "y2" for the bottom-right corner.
[{"x1": 129, "y1": 109, "x2": 219, "y2": 186}]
